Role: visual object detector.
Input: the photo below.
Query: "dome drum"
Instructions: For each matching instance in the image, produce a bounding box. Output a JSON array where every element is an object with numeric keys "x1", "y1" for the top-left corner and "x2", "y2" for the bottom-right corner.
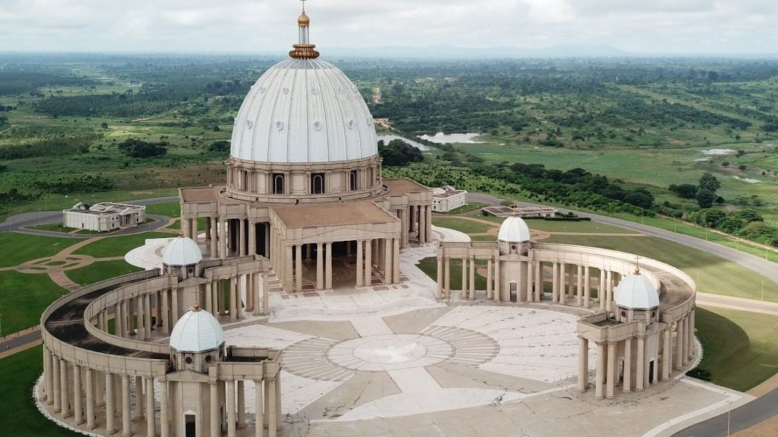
[{"x1": 225, "y1": 155, "x2": 384, "y2": 204}]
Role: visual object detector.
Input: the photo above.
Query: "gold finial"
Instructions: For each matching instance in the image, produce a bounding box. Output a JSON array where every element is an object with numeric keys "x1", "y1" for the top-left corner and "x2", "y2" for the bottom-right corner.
[
  {"x1": 634, "y1": 256, "x2": 641, "y2": 275},
  {"x1": 511, "y1": 201, "x2": 518, "y2": 217},
  {"x1": 179, "y1": 231, "x2": 185, "y2": 238},
  {"x1": 193, "y1": 301, "x2": 201, "y2": 312},
  {"x1": 290, "y1": 0, "x2": 320, "y2": 59}
]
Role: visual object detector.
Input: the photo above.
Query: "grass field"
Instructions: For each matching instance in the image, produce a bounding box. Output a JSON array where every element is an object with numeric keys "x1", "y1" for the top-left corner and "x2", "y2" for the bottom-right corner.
[
  {"x1": 73, "y1": 232, "x2": 172, "y2": 258},
  {"x1": 0, "y1": 346, "x2": 80, "y2": 437},
  {"x1": 144, "y1": 201, "x2": 180, "y2": 217},
  {"x1": 0, "y1": 271, "x2": 67, "y2": 334},
  {"x1": 0, "y1": 233, "x2": 79, "y2": 268},
  {"x1": 65, "y1": 260, "x2": 144, "y2": 287},
  {"x1": 432, "y1": 217, "x2": 494, "y2": 235},
  {"x1": 444, "y1": 203, "x2": 487, "y2": 214},
  {"x1": 695, "y1": 306, "x2": 778, "y2": 391}
]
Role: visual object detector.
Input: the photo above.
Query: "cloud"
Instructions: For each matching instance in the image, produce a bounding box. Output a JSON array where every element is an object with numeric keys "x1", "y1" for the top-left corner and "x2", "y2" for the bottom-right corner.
[{"x1": 0, "y1": 0, "x2": 776, "y2": 54}]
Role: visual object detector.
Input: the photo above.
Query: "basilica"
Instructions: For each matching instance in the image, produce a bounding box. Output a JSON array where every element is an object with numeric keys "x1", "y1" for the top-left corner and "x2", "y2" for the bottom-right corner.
[{"x1": 35, "y1": 6, "x2": 701, "y2": 437}]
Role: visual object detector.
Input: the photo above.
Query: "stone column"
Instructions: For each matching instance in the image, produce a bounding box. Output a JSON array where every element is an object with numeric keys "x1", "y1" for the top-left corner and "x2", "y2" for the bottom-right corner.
[
  {"x1": 393, "y1": 238, "x2": 400, "y2": 283},
  {"x1": 419, "y1": 207, "x2": 427, "y2": 243},
  {"x1": 146, "y1": 378, "x2": 156, "y2": 437},
  {"x1": 356, "y1": 241, "x2": 363, "y2": 287},
  {"x1": 584, "y1": 266, "x2": 591, "y2": 309},
  {"x1": 295, "y1": 244, "x2": 302, "y2": 292},
  {"x1": 606, "y1": 270, "x2": 613, "y2": 312},
  {"x1": 219, "y1": 218, "x2": 227, "y2": 259},
  {"x1": 636, "y1": 336, "x2": 646, "y2": 391},
  {"x1": 578, "y1": 337, "x2": 588, "y2": 392},
  {"x1": 599, "y1": 270, "x2": 606, "y2": 310},
  {"x1": 144, "y1": 293, "x2": 152, "y2": 339},
  {"x1": 237, "y1": 381, "x2": 247, "y2": 429},
  {"x1": 675, "y1": 320, "x2": 683, "y2": 370},
  {"x1": 682, "y1": 317, "x2": 690, "y2": 366},
  {"x1": 171, "y1": 287, "x2": 179, "y2": 323},
  {"x1": 437, "y1": 256, "x2": 444, "y2": 299},
  {"x1": 228, "y1": 381, "x2": 237, "y2": 437},
  {"x1": 161, "y1": 290, "x2": 170, "y2": 335},
  {"x1": 486, "y1": 259, "x2": 493, "y2": 300},
  {"x1": 85, "y1": 368, "x2": 95, "y2": 429},
  {"x1": 606, "y1": 342, "x2": 616, "y2": 399},
  {"x1": 210, "y1": 217, "x2": 218, "y2": 258},
  {"x1": 52, "y1": 356, "x2": 61, "y2": 412},
  {"x1": 576, "y1": 265, "x2": 583, "y2": 306},
  {"x1": 105, "y1": 373, "x2": 115, "y2": 433},
  {"x1": 240, "y1": 220, "x2": 248, "y2": 257},
  {"x1": 192, "y1": 217, "x2": 199, "y2": 242},
  {"x1": 551, "y1": 262, "x2": 559, "y2": 303},
  {"x1": 444, "y1": 257, "x2": 451, "y2": 299},
  {"x1": 461, "y1": 258, "x2": 468, "y2": 297},
  {"x1": 262, "y1": 274, "x2": 270, "y2": 315},
  {"x1": 73, "y1": 364, "x2": 83, "y2": 424},
  {"x1": 494, "y1": 255, "x2": 501, "y2": 302},
  {"x1": 595, "y1": 343, "x2": 605, "y2": 400},
  {"x1": 689, "y1": 310, "x2": 696, "y2": 361},
  {"x1": 136, "y1": 297, "x2": 145, "y2": 341},
  {"x1": 469, "y1": 257, "x2": 475, "y2": 300},
  {"x1": 160, "y1": 381, "x2": 169, "y2": 437},
  {"x1": 526, "y1": 260, "x2": 534, "y2": 302},
  {"x1": 535, "y1": 261, "x2": 542, "y2": 302},
  {"x1": 401, "y1": 208, "x2": 408, "y2": 248},
  {"x1": 559, "y1": 262, "x2": 566, "y2": 304},
  {"x1": 623, "y1": 338, "x2": 632, "y2": 393},
  {"x1": 60, "y1": 359, "x2": 69, "y2": 417},
  {"x1": 255, "y1": 379, "x2": 264, "y2": 437},
  {"x1": 135, "y1": 377, "x2": 144, "y2": 421},
  {"x1": 210, "y1": 382, "x2": 219, "y2": 437},
  {"x1": 265, "y1": 225, "x2": 270, "y2": 257},
  {"x1": 663, "y1": 328, "x2": 672, "y2": 380},
  {"x1": 364, "y1": 240, "x2": 372, "y2": 287},
  {"x1": 230, "y1": 277, "x2": 238, "y2": 320},
  {"x1": 316, "y1": 242, "x2": 325, "y2": 290},
  {"x1": 425, "y1": 205, "x2": 433, "y2": 243},
  {"x1": 121, "y1": 375, "x2": 131, "y2": 437},
  {"x1": 45, "y1": 349, "x2": 54, "y2": 405},
  {"x1": 325, "y1": 242, "x2": 333, "y2": 290},
  {"x1": 268, "y1": 379, "x2": 278, "y2": 437},
  {"x1": 384, "y1": 239, "x2": 393, "y2": 284},
  {"x1": 249, "y1": 221, "x2": 257, "y2": 256},
  {"x1": 284, "y1": 245, "x2": 293, "y2": 292}
]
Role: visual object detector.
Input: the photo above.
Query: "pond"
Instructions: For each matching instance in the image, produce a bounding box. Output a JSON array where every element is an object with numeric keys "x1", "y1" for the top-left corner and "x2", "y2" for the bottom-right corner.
[
  {"x1": 377, "y1": 135, "x2": 431, "y2": 151},
  {"x1": 419, "y1": 132, "x2": 484, "y2": 144}
]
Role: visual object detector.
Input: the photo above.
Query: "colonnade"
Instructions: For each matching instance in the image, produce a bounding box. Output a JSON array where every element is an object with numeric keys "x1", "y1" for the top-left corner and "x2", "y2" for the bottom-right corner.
[
  {"x1": 182, "y1": 216, "x2": 271, "y2": 260},
  {"x1": 578, "y1": 309, "x2": 696, "y2": 399},
  {"x1": 400, "y1": 204, "x2": 433, "y2": 248},
  {"x1": 42, "y1": 347, "x2": 167, "y2": 437},
  {"x1": 436, "y1": 253, "x2": 620, "y2": 308}
]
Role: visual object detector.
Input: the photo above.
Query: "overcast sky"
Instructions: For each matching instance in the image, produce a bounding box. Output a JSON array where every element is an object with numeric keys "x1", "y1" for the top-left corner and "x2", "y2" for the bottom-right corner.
[{"x1": 1, "y1": 0, "x2": 777, "y2": 55}]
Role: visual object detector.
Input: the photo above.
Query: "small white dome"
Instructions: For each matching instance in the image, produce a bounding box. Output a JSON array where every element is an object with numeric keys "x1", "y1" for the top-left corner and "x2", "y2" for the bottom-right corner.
[
  {"x1": 230, "y1": 59, "x2": 378, "y2": 164},
  {"x1": 169, "y1": 307, "x2": 225, "y2": 353},
  {"x1": 615, "y1": 272, "x2": 660, "y2": 310},
  {"x1": 498, "y1": 216, "x2": 531, "y2": 242},
  {"x1": 162, "y1": 236, "x2": 202, "y2": 266}
]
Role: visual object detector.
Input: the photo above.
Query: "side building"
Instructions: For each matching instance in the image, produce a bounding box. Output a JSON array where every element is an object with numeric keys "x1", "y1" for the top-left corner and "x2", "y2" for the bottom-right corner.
[{"x1": 63, "y1": 202, "x2": 146, "y2": 232}]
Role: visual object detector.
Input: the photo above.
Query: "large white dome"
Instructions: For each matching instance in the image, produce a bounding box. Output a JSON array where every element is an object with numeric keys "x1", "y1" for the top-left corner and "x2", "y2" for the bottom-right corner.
[
  {"x1": 170, "y1": 307, "x2": 225, "y2": 353},
  {"x1": 230, "y1": 59, "x2": 378, "y2": 164}
]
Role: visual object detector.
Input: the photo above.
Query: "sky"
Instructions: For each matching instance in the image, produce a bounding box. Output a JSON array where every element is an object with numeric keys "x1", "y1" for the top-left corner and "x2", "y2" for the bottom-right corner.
[{"x1": 1, "y1": 0, "x2": 777, "y2": 55}]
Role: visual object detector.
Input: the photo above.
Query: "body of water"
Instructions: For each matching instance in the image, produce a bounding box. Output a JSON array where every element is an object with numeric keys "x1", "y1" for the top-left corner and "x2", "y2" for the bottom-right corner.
[
  {"x1": 420, "y1": 132, "x2": 484, "y2": 144},
  {"x1": 377, "y1": 135, "x2": 430, "y2": 151}
]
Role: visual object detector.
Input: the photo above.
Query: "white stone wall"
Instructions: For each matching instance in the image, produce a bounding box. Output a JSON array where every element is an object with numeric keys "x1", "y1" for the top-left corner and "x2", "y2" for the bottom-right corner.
[
  {"x1": 432, "y1": 191, "x2": 467, "y2": 212},
  {"x1": 63, "y1": 211, "x2": 114, "y2": 231}
]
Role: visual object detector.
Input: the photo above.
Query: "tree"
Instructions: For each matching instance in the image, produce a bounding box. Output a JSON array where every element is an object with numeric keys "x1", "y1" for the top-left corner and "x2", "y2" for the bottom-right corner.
[
  {"x1": 101, "y1": 122, "x2": 109, "y2": 129},
  {"x1": 378, "y1": 139, "x2": 423, "y2": 167},
  {"x1": 117, "y1": 138, "x2": 168, "y2": 159},
  {"x1": 699, "y1": 172, "x2": 721, "y2": 193},
  {"x1": 623, "y1": 188, "x2": 655, "y2": 209},
  {"x1": 208, "y1": 140, "x2": 230, "y2": 153},
  {"x1": 669, "y1": 184, "x2": 698, "y2": 199},
  {"x1": 696, "y1": 189, "x2": 716, "y2": 208}
]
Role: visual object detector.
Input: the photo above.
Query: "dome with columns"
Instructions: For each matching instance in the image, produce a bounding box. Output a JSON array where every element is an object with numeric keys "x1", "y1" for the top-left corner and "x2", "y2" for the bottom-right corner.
[
  {"x1": 169, "y1": 304, "x2": 225, "y2": 353},
  {"x1": 497, "y1": 215, "x2": 531, "y2": 243},
  {"x1": 162, "y1": 235, "x2": 202, "y2": 266},
  {"x1": 614, "y1": 270, "x2": 660, "y2": 310}
]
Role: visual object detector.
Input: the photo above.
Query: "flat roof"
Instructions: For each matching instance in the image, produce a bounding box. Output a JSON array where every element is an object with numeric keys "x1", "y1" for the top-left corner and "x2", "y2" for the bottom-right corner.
[
  {"x1": 180, "y1": 187, "x2": 220, "y2": 203},
  {"x1": 272, "y1": 201, "x2": 397, "y2": 228},
  {"x1": 384, "y1": 178, "x2": 430, "y2": 195}
]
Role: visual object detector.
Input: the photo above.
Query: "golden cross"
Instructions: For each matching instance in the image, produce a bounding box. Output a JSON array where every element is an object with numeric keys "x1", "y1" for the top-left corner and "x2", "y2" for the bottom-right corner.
[{"x1": 301, "y1": 0, "x2": 306, "y2": 12}]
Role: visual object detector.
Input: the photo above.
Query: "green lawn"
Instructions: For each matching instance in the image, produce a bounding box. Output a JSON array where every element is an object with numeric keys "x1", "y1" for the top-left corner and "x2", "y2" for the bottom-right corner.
[
  {"x1": 544, "y1": 234, "x2": 778, "y2": 302},
  {"x1": 695, "y1": 307, "x2": 778, "y2": 391},
  {"x1": 0, "y1": 233, "x2": 79, "y2": 268},
  {"x1": 66, "y1": 260, "x2": 144, "y2": 287},
  {"x1": 0, "y1": 271, "x2": 68, "y2": 335},
  {"x1": 0, "y1": 346, "x2": 80, "y2": 437},
  {"x1": 444, "y1": 203, "x2": 487, "y2": 214},
  {"x1": 144, "y1": 201, "x2": 180, "y2": 218},
  {"x1": 73, "y1": 232, "x2": 172, "y2": 258},
  {"x1": 432, "y1": 217, "x2": 495, "y2": 235}
]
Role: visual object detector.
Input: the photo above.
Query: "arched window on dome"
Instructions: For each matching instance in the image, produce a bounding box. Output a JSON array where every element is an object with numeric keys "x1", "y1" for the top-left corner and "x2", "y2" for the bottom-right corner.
[
  {"x1": 311, "y1": 173, "x2": 325, "y2": 194},
  {"x1": 273, "y1": 174, "x2": 285, "y2": 195},
  {"x1": 350, "y1": 170, "x2": 358, "y2": 191}
]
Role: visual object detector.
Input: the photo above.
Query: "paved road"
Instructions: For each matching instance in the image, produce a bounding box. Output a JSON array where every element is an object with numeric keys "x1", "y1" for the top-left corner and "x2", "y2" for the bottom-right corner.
[
  {"x1": 672, "y1": 389, "x2": 778, "y2": 437},
  {"x1": 0, "y1": 330, "x2": 41, "y2": 353},
  {"x1": 0, "y1": 196, "x2": 179, "y2": 238}
]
